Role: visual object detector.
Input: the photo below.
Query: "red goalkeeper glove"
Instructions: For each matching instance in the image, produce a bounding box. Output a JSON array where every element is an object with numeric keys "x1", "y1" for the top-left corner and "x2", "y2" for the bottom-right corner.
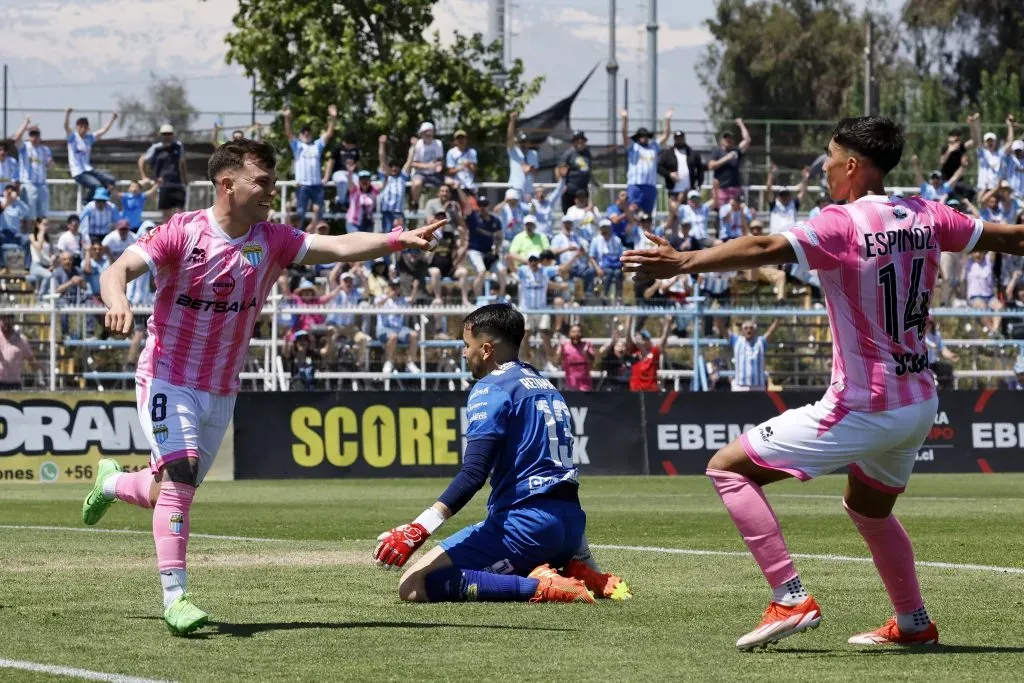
[{"x1": 373, "y1": 523, "x2": 429, "y2": 569}]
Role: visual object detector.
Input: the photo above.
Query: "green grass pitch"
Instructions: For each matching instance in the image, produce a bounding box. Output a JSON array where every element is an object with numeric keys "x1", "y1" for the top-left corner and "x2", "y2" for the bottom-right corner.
[{"x1": 2, "y1": 475, "x2": 1024, "y2": 682}]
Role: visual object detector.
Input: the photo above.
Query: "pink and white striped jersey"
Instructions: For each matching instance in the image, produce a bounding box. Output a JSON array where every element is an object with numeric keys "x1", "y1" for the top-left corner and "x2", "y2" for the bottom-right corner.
[
  {"x1": 127, "y1": 208, "x2": 312, "y2": 395},
  {"x1": 783, "y1": 195, "x2": 982, "y2": 413}
]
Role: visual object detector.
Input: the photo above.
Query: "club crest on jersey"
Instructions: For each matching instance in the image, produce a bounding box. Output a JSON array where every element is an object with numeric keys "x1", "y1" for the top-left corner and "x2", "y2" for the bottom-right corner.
[
  {"x1": 893, "y1": 206, "x2": 908, "y2": 220},
  {"x1": 152, "y1": 424, "x2": 169, "y2": 445},
  {"x1": 241, "y1": 242, "x2": 264, "y2": 267},
  {"x1": 169, "y1": 513, "x2": 183, "y2": 534}
]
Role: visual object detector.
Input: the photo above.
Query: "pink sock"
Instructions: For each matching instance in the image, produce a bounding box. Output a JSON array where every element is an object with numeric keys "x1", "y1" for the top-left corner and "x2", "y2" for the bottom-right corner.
[
  {"x1": 153, "y1": 481, "x2": 195, "y2": 572},
  {"x1": 844, "y1": 501, "x2": 923, "y2": 613},
  {"x1": 707, "y1": 468, "x2": 797, "y2": 588},
  {"x1": 114, "y1": 469, "x2": 156, "y2": 509}
]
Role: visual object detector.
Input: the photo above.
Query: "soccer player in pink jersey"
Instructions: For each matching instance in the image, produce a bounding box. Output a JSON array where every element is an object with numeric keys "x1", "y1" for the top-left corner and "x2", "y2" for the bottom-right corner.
[
  {"x1": 80, "y1": 139, "x2": 443, "y2": 636},
  {"x1": 622, "y1": 116, "x2": 1024, "y2": 650}
]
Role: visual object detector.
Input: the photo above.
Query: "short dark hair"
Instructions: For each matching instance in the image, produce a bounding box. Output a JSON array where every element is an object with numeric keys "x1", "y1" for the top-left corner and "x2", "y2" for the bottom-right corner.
[
  {"x1": 463, "y1": 303, "x2": 525, "y2": 349},
  {"x1": 75, "y1": 117, "x2": 89, "y2": 127},
  {"x1": 948, "y1": 127, "x2": 962, "y2": 137},
  {"x1": 208, "y1": 139, "x2": 276, "y2": 182},
  {"x1": 830, "y1": 116, "x2": 904, "y2": 174},
  {"x1": 574, "y1": 188, "x2": 589, "y2": 199},
  {"x1": 343, "y1": 132, "x2": 359, "y2": 145}
]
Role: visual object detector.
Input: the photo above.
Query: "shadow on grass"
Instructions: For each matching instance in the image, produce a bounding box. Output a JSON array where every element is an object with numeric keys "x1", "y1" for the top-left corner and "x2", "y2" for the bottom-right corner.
[
  {"x1": 129, "y1": 616, "x2": 577, "y2": 639},
  {"x1": 770, "y1": 645, "x2": 1024, "y2": 656}
]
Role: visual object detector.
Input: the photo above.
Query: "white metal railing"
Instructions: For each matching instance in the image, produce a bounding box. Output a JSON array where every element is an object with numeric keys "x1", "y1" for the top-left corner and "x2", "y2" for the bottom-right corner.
[{"x1": 1, "y1": 294, "x2": 1020, "y2": 392}]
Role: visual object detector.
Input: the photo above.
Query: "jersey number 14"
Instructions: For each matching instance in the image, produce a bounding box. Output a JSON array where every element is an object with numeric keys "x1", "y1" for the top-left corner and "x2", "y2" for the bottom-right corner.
[{"x1": 535, "y1": 399, "x2": 574, "y2": 469}]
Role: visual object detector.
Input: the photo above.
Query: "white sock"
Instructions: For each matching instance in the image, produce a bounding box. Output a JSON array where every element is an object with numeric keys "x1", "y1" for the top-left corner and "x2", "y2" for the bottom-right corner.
[
  {"x1": 101, "y1": 473, "x2": 121, "y2": 499},
  {"x1": 160, "y1": 568, "x2": 187, "y2": 610},
  {"x1": 896, "y1": 606, "x2": 930, "y2": 633},
  {"x1": 772, "y1": 576, "x2": 808, "y2": 606}
]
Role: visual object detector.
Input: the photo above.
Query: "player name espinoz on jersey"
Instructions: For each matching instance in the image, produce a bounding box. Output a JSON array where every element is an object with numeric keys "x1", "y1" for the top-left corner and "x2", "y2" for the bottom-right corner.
[
  {"x1": 863, "y1": 223, "x2": 936, "y2": 257},
  {"x1": 465, "y1": 361, "x2": 579, "y2": 513},
  {"x1": 174, "y1": 294, "x2": 259, "y2": 313}
]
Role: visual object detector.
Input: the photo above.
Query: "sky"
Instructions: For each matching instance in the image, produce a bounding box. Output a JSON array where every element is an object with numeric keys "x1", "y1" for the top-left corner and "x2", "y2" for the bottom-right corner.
[{"x1": 0, "y1": 0, "x2": 902, "y2": 144}]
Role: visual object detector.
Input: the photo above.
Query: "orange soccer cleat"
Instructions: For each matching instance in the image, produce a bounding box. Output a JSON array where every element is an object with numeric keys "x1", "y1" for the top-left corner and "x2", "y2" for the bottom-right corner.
[
  {"x1": 735, "y1": 596, "x2": 822, "y2": 651},
  {"x1": 528, "y1": 564, "x2": 596, "y2": 604},
  {"x1": 848, "y1": 617, "x2": 939, "y2": 646},
  {"x1": 562, "y1": 560, "x2": 633, "y2": 600}
]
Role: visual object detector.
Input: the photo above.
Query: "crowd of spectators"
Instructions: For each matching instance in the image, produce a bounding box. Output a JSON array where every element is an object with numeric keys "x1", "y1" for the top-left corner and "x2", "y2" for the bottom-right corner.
[{"x1": 2, "y1": 106, "x2": 1024, "y2": 392}]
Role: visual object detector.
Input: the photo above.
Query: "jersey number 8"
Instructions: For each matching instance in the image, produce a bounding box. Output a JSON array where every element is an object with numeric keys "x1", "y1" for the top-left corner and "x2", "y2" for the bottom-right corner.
[{"x1": 535, "y1": 399, "x2": 574, "y2": 469}]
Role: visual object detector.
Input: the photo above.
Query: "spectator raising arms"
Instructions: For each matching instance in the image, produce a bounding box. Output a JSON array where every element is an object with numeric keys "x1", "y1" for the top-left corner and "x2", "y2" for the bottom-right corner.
[
  {"x1": 621, "y1": 108, "x2": 672, "y2": 215},
  {"x1": 345, "y1": 162, "x2": 380, "y2": 232},
  {"x1": 378, "y1": 135, "x2": 416, "y2": 232},
  {"x1": 763, "y1": 164, "x2": 810, "y2": 235},
  {"x1": 139, "y1": 124, "x2": 189, "y2": 221},
  {"x1": 730, "y1": 319, "x2": 778, "y2": 392},
  {"x1": 410, "y1": 122, "x2": 444, "y2": 206},
  {"x1": 939, "y1": 126, "x2": 972, "y2": 186},
  {"x1": 560, "y1": 130, "x2": 593, "y2": 213},
  {"x1": 557, "y1": 323, "x2": 595, "y2": 392},
  {"x1": 708, "y1": 118, "x2": 751, "y2": 205},
  {"x1": 112, "y1": 180, "x2": 159, "y2": 233},
  {"x1": 968, "y1": 112, "x2": 1006, "y2": 192},
  {"x1": 284, "y1": 104, "x2": 336, "y2": 228},
  {"x1": 530, "y1": 167, "x2": 567, "y2": 237},
  {"x1": 12, "y1": 117, "x2": 54, "y2": 223},
  {"x1": 0, "y1": 184, "x2": 31, "y2": 271},
  {"x1": 64, "y1": 107, "x2": 118, "y2": 202},
  {"x1": 506, "y1": 111, "x2": 539, "y2": 199},
  {"x1": 627, "y1": 316, "x2": 672, "y2": 392},
  {"x1": 658, "y1": 129, "x2": 705, "y2": 200}
]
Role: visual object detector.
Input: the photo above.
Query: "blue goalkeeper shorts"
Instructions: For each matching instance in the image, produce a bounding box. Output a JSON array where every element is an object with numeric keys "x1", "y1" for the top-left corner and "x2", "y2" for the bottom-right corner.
[{"x1": 439, "y1": 497, "x2": 586, "y2": 575}]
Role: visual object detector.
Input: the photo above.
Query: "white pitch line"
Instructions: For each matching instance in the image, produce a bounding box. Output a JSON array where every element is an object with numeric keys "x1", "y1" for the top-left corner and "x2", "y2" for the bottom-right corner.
[
  {"x1": 0, "y1": 524, "x2": 281, "y2": 543},
  {"x1": 0, "y1": 658, "x2": 175, "y2": 683},
  {"x1": 591, "y1": 544, "x2": 1024, "y2": 575},
  {"x1": 5, "y1": 524, "x2": 1024, "y2": 576}
]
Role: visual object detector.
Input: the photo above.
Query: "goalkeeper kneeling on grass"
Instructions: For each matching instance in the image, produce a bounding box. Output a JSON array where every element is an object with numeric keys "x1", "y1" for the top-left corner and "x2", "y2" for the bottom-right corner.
[{"x1": 373, "y1": 303, "x2": 631, "y2": 603}]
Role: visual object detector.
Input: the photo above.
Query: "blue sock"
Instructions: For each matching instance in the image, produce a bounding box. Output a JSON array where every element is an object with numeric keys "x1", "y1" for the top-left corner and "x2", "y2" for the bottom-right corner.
[{"x1": 424, "y1": 567, "x2": 539, "y2": 602}]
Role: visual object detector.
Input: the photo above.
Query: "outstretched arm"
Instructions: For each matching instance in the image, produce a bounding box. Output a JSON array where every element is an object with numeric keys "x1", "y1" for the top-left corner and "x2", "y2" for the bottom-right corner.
[
  {"x1": 506, "y1": 111, "x2": 518, "y2": 150},
  {"x1": 1004, "y1": 115, "x2": 1016, "y2": 155},
  {"x1": 94, "y1": 112, "x2": 118, "y2": 139},
  {"x1": 620, "y1": 109, "x2": 630, "y2": 148},
  {"x1": 947, "y1": 153, "x2": 969, "y2": 187},
  {"x1": 974, "y1": 221, "x2": 1024, "y2": 255},
  {"x1": 12, "y1": 116, "x2": 30, "y2": 142},
  {"x1": 282, "y1": 106, "x2": 294, "y2": 143},
  {"x1": 911, "y1": 154, "x2": 924, "y2": 187},
  {"x1": 322, "y1": 104, "x2": 337, "y2": 142},
  {"x1": 797, "y1": 166, "x2": 810, "y2": 205},
  {"x1": 622, "y1": 231, "x2": 796, "y2": 279},
  {"x1": 736, "y1": 118, "x2": 751, "y2": 154},
  {"x1": 967, "y1": 112, "x2": 982, "y2": 151},
  {"x1": 301, "y1": 219, "x2": 445, "y2": 266},
  {"x1": 763, "y1": 319, "x2": 779, "y2": 341},
  {"x1": 659, "y1": 108, "x2": 674, "y2": 146},
  {"x1": 63, "y1": 108, "x2": 73, "y2": 136}
]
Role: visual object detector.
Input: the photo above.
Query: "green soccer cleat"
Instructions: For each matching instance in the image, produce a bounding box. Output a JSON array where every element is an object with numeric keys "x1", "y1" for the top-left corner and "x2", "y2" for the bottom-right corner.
[
  {"x1": 81, "y1": 458, "x2": 123, "y2": 526},
  {"x1": 163, "y1": 593, "x2": 209, "y2": 636}
]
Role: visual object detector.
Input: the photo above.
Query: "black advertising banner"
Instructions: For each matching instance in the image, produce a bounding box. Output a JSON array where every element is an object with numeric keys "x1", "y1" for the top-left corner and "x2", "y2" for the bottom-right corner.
[
  {"x1": 646, "y1": 389, "x2": 1024, "y2": 476},
  {"x1": 234, "y1": 391, "x2": 645, "y2": 479}
]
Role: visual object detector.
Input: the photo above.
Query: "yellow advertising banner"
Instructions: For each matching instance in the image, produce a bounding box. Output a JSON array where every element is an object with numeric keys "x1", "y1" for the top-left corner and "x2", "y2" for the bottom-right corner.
[{"x1": 0, "y1": 392, "x2": 151, "y2": 483}]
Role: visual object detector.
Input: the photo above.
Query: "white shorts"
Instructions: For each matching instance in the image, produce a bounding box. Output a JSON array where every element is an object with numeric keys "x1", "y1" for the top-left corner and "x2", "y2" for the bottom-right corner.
[
  {"x1": 525, "y1": 314, "x2": 552, "y2": 332},
  {"x1": 740, "y1": 395, "x2": 938, "y2": 493},
  {"x1": 136, "y1": 377, "x2": 235, "y2": 484}
]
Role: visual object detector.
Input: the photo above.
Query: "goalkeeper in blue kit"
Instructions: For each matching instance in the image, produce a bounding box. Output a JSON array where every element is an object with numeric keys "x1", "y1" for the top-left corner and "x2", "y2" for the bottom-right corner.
[{"x1": 373, "y1": 303, "x2": 631, "y2": 603}]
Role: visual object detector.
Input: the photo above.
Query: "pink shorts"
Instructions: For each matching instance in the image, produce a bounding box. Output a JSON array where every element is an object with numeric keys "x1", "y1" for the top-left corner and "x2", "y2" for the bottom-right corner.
[
  {"x1": 740, "y1": 395, "x2": 938, "y2": 493},
  {"x1": 136, "y1": 376, "x2": 235, "y2": 484}
]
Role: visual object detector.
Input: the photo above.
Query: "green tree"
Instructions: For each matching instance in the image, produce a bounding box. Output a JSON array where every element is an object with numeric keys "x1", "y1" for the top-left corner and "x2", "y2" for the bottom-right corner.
[
  {"x1": 224, "y1": 0, "x2": 542, "y2": 178},
  {"x1": 116, "y1": 74, "x2": 199, "y2": 139},
  {"x1": 902, "y1": 0, "x2": 1024, "y2": 108}
]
